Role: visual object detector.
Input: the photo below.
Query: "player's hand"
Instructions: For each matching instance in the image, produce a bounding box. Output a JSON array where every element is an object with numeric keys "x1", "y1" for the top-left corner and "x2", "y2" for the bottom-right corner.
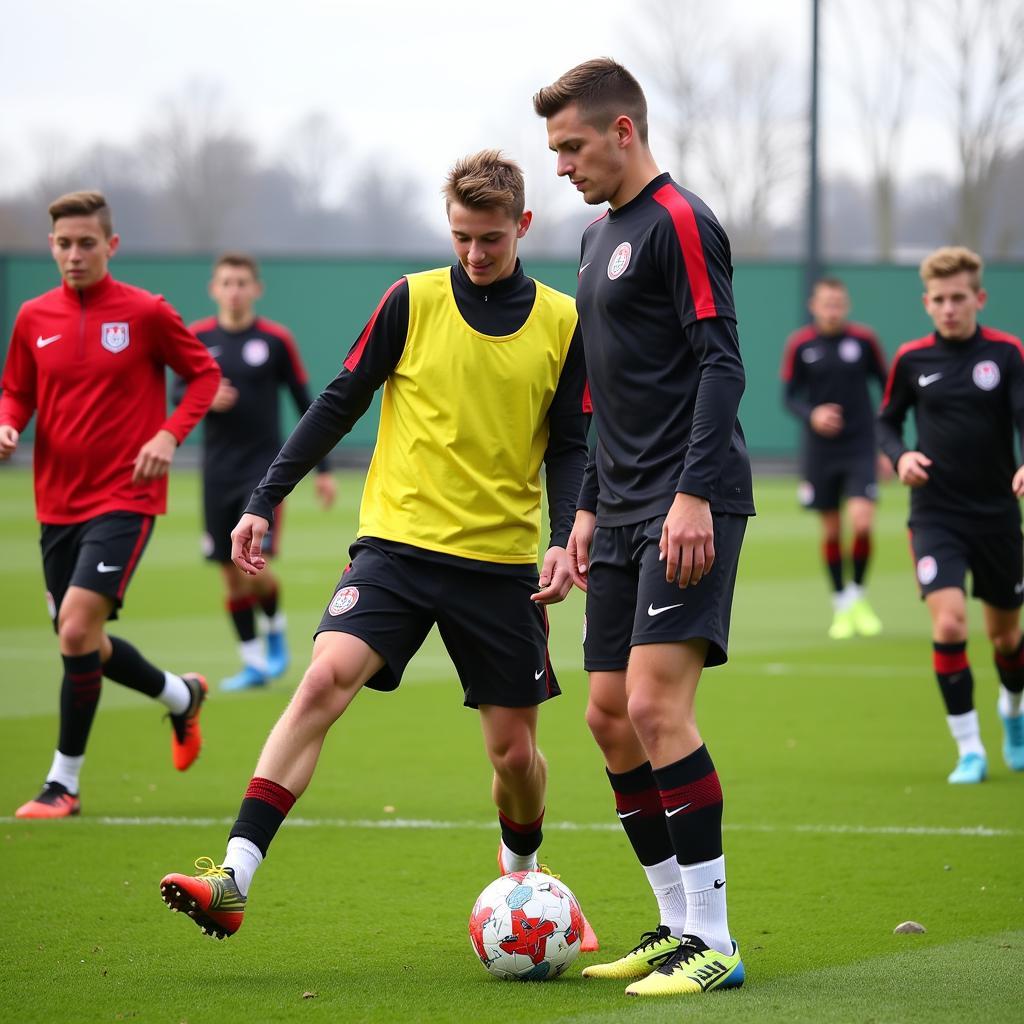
[
  {"x1": 809, "y1": 403, "x2": 844, "y2": 437},
  {"x1": 0, "y1": 425, "x2": 19, "y2": 460},
  {"x1": 532, "y1": 546, "x2": 573, "y2": 605},
  {"x1": 231, "y1": 513, "x2": 270, "y2": 575},
  {"x1": 1012, "y1": 464, "x2": 1024, "y2": 498},
  {"x1": 896, "y1": 451, "x2": 932, "y2": 488},
  {"x1": 210, "y1": 378, "x2": 239, "y2": 412},
  {"x1": 566, "y1": 510, "x2": 596, "y2": 592},
  {"x1": 132, "y1": 429, "x2": 177, "y2": 484},
  {"x1": 661, "y1": 492, "x2": 715, "y2": 588},
  {"x1": 314, "y1": 472, "x2": 337, "y2": 509}
]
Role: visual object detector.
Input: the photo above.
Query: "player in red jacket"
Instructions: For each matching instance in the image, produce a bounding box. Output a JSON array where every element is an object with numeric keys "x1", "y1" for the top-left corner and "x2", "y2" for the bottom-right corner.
[{"x1": 0, "y1": 190, "x2": 221, "y2": 818}]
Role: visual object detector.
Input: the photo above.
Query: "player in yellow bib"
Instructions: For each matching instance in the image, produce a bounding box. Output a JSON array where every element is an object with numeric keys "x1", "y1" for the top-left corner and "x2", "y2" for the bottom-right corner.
[{"x1": 159, "y1": 150, "x2": 597, "y2": 947}]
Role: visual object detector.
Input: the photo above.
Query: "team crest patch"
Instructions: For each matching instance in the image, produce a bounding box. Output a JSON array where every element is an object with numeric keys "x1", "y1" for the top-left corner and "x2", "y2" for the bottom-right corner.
[
  {"x1": 100, "y1": 322, "x2": 130, "y2": 353},
  {"x1": 839, "y1": 339, "x2": 862, "y2": 363},
  {"x1": 243, "y1": 338, "x2": 270, "y2": 366},
  {"x1": 45, "y1": 590, "x2": 56, "y2": 621},
  {"x1": 797, "y1": 480, "x2": 815, "y2": 506},
  {"x1": 917, "y1": 556, "x2": 938, "y2": 586},
  {"x1": 607, "y1": 242, "x2": 632, "y2": 280},
  {"x1": 329, "y1": 586, "x2": 359, "y2": 616},
  {"x1": 972, "y1": 360, "x2": 1000, "y2": 390}
]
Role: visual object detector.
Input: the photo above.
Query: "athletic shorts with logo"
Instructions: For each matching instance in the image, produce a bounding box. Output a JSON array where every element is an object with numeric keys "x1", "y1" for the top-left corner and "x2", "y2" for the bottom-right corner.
[
  {"x1": 584, "y1": 513, "x2": 747, "y2": 671},
  {"x1": 202, "y1": 480, "x2": 280, "y2": 562},
  {"x1": 40, "y1": 511, "x2": 155, "y2": 627},
  {"x1": 315, "y1": 540, "x2": 560, "y2": 708},
  {"x1": 799, "y1": 450, "x2": 877, "y2": 511},
  {"x1": 909, "y1": 520, "x2": 1024, "y2": 608}
]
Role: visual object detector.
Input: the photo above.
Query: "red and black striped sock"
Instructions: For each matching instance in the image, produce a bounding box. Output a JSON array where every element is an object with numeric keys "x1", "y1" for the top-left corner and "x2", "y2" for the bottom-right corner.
[
  {"x1": 994, "y1": 637, "x2": 1024, "y2": 695},
  {"x1": 824, "y1": 539, "x2": 844, "y2": 593},
  {"x1": 607, "y1": 760, "x2": 675, "y2": 867},
  {"x1": 851, "y1": 533, "x2": 871, "y2": 586},
  {"x1": 653, "y1": 744, "x2": 724, "y2": 866},
  {"x1": 58, "y1": 651, "x2": 103, "y2": 757},
  {"x1": 934, "y1": 641, "x2": 974, "y2": 715},
  {"x1": 228, "y1": 596, "x2": 258, "y2": 643},
  {"x1": 498, "y1": 809, "x2": 544, "y2": 858},
  {"x1": 229, "y1": 776, "x2": 297, "y2": 857}
]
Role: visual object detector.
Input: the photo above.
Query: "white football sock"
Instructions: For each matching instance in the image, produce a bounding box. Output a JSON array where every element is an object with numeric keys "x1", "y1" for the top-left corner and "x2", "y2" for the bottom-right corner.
[
  {"x1": 998, "y1": 686, "x2": 1023, "y2": 718},
  {"x1": 158, "y1": 672, "x2": 191, "y2": 715},
  {"x1": 643, "y1": 855, "x2": 687, "y2": 936},
  {"x1": 498, "y1": 840, "x2": 537, "y2": 873},
  {"x1": 239, "y1": 639, "x2": 268, "y2": 673},
  {"x1": 224, "y1": 836, "x2": 263, "y2": 896},
  {"x1": 844, "y1": 582, "x2": 863, "y2": 602},
  {"x1": 832, "y1": 588, "x2": 853, "y2": 611},
  {"x1": 47, "y1": 751, "x2": 84, "y2": 794},
  {"x1": 947, "y1": 711, "x2": 985, "y2": 758},
  {"x1": 259, "y1": 611, "x2": 287, "y2": 635},
  {"x1": 681, "y1": 855, "x2": 731, "y2": 955}
]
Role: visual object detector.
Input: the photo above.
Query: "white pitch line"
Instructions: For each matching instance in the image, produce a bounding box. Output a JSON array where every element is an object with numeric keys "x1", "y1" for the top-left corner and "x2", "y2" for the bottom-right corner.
[{"x1": 0, "y1": 815, "x2": 1017, "y2": 837}]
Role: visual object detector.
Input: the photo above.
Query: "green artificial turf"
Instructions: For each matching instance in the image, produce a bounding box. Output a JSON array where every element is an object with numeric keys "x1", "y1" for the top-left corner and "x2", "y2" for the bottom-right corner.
[{"x1": 1, "y1": 467, "x2": 1020, "y2": 1023}]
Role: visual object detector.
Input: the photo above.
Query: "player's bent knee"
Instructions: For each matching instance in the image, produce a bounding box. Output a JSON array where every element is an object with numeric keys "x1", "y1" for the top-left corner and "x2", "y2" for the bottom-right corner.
[
  {"x1": 585, "y1": 699, "x2": 629, "y2": 751},
  {"x1": 933, "y1": 614, "x2": 968, "y2": 644}
]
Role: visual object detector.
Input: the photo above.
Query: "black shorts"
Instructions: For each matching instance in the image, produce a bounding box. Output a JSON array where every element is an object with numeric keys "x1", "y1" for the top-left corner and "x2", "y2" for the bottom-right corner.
[
  {"x1": 798, "y1": 452, "x2": 877, "y2": 511},
  {"x1": 202, "y1": 481, "x2": 281, "y2": 563},
  {"x1": 314, "y1": 542, "x2": 561, "y2": 709},
  {"x1": 40, "y1": 512, "x2": 155, "y2": 627},
  {"x1": 909, "y1": 520, "x2": 1024, "y2": 608},
  {"x1": 583, "y1": 513, "x2": 747, "y2": 672}
]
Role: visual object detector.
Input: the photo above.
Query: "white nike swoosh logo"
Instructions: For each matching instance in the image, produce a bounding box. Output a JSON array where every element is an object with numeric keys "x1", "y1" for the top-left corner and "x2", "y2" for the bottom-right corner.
[
  {"x1": 96, "y1": 562, "x2": 122, "y2": 573},
  {"x1": 578, "y1": 262, "x2": 592, "y2": 274},
  {"x1": 207, "y1": 346, "x2": 222, "y2": 358},
  {"x1": 918, "y1": 372, "x2": 943, "y2": 387},
  {"x1": 534, "y1": 669, "x2": 546, "y2": 680},
  {"x1": 616, "y1": 809, "x2": 642, "y2": 819},
  {"x1": 665, "y1": 802, "x2": 692, "y2": 817},
  {"x1": 648, "y1": 602, "x2": 684, "y2": 616},
  {"x1": 36, "y1": 334, "x2": 62, "y2": 348}
]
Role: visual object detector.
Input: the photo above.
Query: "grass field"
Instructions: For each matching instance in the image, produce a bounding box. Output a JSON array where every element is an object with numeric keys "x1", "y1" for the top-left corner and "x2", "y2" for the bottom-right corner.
[{"x1": 1, "y1": 466, "x2": 1021, "y2": 1024}]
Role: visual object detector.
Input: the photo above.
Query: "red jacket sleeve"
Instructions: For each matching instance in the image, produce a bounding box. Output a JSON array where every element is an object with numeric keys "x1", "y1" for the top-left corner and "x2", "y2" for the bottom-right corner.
[
  {"x1": 0, "y1": 311, "x2": 38, "y2": 431},
  {"x1": 151, "y1": 296, "x2": 221, "y2": 443}
]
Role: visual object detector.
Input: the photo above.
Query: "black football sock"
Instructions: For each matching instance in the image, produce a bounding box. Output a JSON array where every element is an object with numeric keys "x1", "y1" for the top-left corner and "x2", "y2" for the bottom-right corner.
[
  {"x1": 102, "y1": 636, "x2": 164, "y2": 697},
  {"x1": 652, "y1": 744, "x2": 724, "y2": 866},
  {"x1": 607, "y1": 761, "x2": 675, "y2": 866},
  {"x1": 58, "y1": 651, "x2": 103, "y2": 756}
]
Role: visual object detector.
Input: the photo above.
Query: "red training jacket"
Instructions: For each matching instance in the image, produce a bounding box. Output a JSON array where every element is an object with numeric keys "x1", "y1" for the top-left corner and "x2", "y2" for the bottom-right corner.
[{"x1": 0, "y1": 274, "x2": 221, "y2": 524}]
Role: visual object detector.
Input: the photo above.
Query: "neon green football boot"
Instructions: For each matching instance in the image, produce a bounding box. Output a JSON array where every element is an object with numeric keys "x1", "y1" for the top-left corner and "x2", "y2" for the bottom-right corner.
[
  {"x1": 581, "y1": 926, "x2": 680, "y2": 980},
  {"x1": 850, "y1": 596, "x2": 882, "y2": 636},
  {"x1": 624, "y1": 933, "x2": 745, "y2": 996}
]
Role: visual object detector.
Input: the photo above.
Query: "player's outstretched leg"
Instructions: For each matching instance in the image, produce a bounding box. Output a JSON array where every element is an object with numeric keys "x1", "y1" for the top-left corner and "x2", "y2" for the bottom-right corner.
[
  {"x1": 160, "y1": 632, "x2": 380, "y2": 937},
  {"x1": 160, "y1": 857, "x2": 247, "y2": 938}
]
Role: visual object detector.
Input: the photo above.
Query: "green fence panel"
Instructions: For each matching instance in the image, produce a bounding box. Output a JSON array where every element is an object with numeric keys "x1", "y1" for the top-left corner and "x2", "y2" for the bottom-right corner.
[{"x1": 3, "y1": 254, "x2": 1021, "y2": 456}]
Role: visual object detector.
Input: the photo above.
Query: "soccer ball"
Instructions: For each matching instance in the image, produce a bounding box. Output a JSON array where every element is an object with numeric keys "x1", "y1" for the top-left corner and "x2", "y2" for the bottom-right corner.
[{"x1": 468, "y1": 870, "x2": 584, "y2": 980}]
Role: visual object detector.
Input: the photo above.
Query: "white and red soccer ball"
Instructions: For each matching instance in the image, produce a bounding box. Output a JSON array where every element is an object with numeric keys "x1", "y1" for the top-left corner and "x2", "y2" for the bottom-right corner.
[{"x1": 468, "y1": 870, "x2": 584, "y2": 980}]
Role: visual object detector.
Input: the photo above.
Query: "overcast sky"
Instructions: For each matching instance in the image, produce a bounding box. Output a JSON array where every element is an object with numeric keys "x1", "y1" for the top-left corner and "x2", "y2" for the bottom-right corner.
[{"x1": 0, "y1": 0, "x2": 983, "y2": 225}]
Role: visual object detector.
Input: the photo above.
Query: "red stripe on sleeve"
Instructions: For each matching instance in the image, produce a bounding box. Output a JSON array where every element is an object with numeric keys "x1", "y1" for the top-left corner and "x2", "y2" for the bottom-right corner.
[
  {"x1": 981, "y1": 326, "x2": 1024, "y2": 358},
  {"x1": 652, "y1": 184, "x2": 718, "y2": 319},
  {"x1": 344, "y1": 280, "x2": 404, "y2": 372},
  {"x1": 780, "y1": 326, "x2": 816, "y2": 381},
  {"x1": 881, "y1": 335, "x2": 934, "y2": 409},
  {"x1": 260, "y1": 318, "x2": 308, "y2": 385}
]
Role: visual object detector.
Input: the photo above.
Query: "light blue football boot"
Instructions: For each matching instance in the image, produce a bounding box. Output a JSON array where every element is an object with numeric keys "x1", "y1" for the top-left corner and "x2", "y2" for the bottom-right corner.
[
  {"x1": 947, "y1": 752, "x2": 987, "y2": 784},
  {"x1": 220, "y1": 664, "x2": 269, "y2": 692},
  {"x1": 265, "y1": 631, "x2": 290, "y2": 679},
  {"x1": 999, "y1": 711, "x2": 1024, "y2": 771}
]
